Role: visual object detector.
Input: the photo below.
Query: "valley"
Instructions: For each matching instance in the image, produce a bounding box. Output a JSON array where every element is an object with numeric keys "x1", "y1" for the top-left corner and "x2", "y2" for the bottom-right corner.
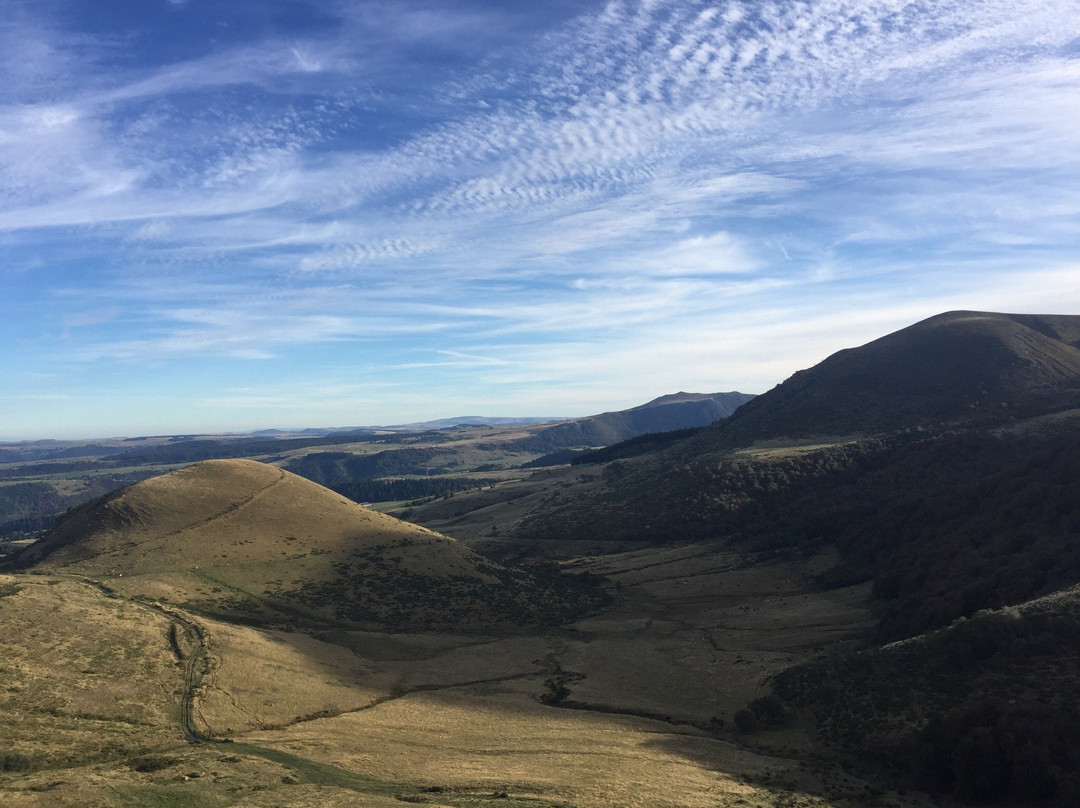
[
  {"x1": 2, "y1": 312, "x2": 1080, "y2": 807},
  {"x1": 0, "y1": 545, "x2": 884, "y2": 808}
]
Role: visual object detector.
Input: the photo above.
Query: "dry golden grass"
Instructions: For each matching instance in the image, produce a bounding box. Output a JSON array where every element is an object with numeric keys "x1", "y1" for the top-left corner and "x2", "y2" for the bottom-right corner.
[
  {"x1": 1, "y1": 455, "x2": 890, "y2": 808},
  {"x1": 0, "y1": 574, "x2": 181, "y2": 769},
  {"x1": 195, "y1": 618, "x2": 398, "y2": 734},
  {"x1": 246, "y1": 690, "x2": 772, "y2": 808},
  {"x1": 31, "y1": 460, "x2": 472, "y2": 579},
  {"x1": 180, "y1": 548, "x2": 875, "y2": 808},
  {"x1": 0, "y1": 742, "x2": 418, "y2": 808},
  {"x1": 0, "y1": 544, "x2": 886, "y2": 808},
  {"x1": 26, "y1": 460, "x2": 586, "y2": 630}
]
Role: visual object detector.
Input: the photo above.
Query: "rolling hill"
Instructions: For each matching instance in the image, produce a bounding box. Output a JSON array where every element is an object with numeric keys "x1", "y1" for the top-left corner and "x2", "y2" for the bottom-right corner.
[
  {"x1": 9, "y1": 459, "x2": 602, "y2": 631},
  {"x1": 700, "y1": 311, "x2": 1080, "y2": 445}
]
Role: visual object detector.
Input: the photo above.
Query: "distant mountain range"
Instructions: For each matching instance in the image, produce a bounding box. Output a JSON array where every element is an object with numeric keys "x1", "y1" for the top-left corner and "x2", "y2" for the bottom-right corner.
[{"x1": 269, "y1": 393, "x2": 756, "y2": 450}]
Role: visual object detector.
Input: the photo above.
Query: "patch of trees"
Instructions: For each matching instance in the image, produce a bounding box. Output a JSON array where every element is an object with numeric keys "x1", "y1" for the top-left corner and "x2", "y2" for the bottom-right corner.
[
  {"x1": 284, "y1": 449, "x2": 446, "y2": 487},
  {"x1": 518, "y1": 426, "x2": 1080, "y2": 642},
  {"x1": 771, "y1": 601, "x2": 1080, "y2": 804},
  {"x1": 0, "y1": 482, "x2": 66, "y2": 535},
  {"x1": 0, "y1": 443, "x2": 129, "y2": 464},
  {"x1": 570, "y1": 427, "x2": 704, "y2": 465},
  {"x1": 0, "y1": 751, "x2": 32, "y2": 772},
  {"x1": 826, "y1": 430, "x2": 1080, "y2": 640},
  {"x1": 0, "y1": 460, "x2": 104, "y2": 479},
  {"x1": 331, "y1": 476, "x2": 498, "y2": 504},
  {"x1": 517, "y1": 436, "x2": 890, "y2": 549},
  {"x1": 0, "y1": 471, "x2": 162, "y2": 540},
  {"x1": 734, "y1": 694, "x2": 794, "y2": 734},
  {"x1": 916, "y1": 699, "x2": 1080, "y2": 806}
]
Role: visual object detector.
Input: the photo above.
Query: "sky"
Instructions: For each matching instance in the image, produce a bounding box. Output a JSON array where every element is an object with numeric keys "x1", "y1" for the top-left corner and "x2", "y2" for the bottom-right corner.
[{"x1": 2, "y1": 0, "x2": 1080, "y2": 439}]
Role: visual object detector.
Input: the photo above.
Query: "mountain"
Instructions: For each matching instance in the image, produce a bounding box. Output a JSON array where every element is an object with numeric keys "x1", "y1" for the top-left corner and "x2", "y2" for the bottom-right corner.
[
  {"x1": 514, "y1": 391, "x2": 755, "y2": 452},
  {"x1": 703, "y1": 311, "x2": 1080, "y2": 445},
  {"x1": 9, "y1": 459, "x2": 602, "y2": 631},
  {"x1": 514, "y1": 312, "x2": 1080, "y2": 637}
]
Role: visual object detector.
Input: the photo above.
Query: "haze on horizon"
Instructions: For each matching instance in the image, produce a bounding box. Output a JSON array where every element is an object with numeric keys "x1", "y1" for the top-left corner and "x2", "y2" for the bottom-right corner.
[{"x1": 2, "y1": 0, "x2": 1079, "y2": 440}]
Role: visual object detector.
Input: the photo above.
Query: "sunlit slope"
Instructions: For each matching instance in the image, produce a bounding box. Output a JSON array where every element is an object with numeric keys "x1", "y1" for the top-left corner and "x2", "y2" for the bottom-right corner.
[
  {"x1": 17, "y1": 459, "x2": 598, "y2": 630},
  {"x1": 0, "y1": 574, "x2": 181, "y2": 770}
]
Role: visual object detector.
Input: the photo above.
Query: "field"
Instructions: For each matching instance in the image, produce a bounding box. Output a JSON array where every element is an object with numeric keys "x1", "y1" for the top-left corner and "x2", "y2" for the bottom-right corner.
[{"x1": 0, "y1": 536, "x2": 926, "y2": 808}]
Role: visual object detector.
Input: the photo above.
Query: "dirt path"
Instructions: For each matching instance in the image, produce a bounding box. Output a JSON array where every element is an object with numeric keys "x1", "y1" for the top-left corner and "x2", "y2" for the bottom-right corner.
[
  {"x1": 168, "y1": 611, "x2": 211, "y2": 741},
  {"x1": 55, "y1": 573, "x2": 215, "y2": 741}
]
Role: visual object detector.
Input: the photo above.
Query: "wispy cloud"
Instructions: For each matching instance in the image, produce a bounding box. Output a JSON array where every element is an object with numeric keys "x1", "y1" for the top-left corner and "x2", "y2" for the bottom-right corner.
[{"x1": 1, "y1": 0, "x2": 1078, "y2": 436}]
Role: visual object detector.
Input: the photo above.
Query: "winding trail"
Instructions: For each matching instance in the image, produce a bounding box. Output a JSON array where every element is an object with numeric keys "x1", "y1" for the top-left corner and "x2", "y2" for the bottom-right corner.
[
  {"x1": 58, "y1": 574, "x2": 215, "y2": 742},
  {"x1": 168, "y1": 611, "x2": 211, "y2": 742}
]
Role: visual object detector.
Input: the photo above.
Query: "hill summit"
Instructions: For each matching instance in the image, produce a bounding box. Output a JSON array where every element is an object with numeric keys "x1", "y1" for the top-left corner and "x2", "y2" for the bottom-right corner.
[
  {"x1": 706, "y1": 311, "x2": 1080, "y2": 444},
  {"x1": 13, "y1": 459, "x2": 600, "y2": 631}
]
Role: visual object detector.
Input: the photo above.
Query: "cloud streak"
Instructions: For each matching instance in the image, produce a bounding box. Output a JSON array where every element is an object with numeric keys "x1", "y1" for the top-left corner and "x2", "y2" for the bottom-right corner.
[{"x1": 1, "y1": 0, "x2": 1078, "y2": 436}]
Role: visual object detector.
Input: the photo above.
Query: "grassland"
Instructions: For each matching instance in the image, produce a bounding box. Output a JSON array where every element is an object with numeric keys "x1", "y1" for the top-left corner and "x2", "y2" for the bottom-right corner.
[
  {"x1": 0, "y1": 528, "x2": 929, "y2": 808},
  {"x1": 6, "y1": 390, "x2": 1077, "y2": 806},
  {"x1": 16, "y1": 460, "x2": 602, "y2": 632}
]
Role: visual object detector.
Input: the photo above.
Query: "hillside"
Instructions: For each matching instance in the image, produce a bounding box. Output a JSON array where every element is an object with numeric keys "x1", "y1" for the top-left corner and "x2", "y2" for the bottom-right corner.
[
  {"x1": 501, "y1": 313, "x2": 1080, "y2": 644},
  {"x1": 511, "y1": 391, "x2": 755, "y2": 452},
  {"x1": 6, "y1": 312, "x2": 1080, "y2": 807},
  {"x1": 698, "y1": 311, "x2": 1080, "y2": 446},
  {"x1": 769, "y1": 586, "x2": 1080, "y2": 806},
  {"x1": 9, "y1": 459, "x2": 602, "y2": 631}
]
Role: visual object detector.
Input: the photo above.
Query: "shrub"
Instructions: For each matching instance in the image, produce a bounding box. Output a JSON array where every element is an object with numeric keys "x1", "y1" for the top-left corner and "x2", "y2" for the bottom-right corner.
[
  {"x1": 734, "y1": 708, "x2": 761, "y2": 734},
  {"x1": 0, "y1": 751, "x2": 32, "y2": 772}
]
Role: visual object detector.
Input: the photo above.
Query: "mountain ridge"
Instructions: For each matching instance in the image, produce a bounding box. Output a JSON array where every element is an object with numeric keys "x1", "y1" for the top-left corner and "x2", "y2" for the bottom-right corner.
[
  {"x1": 699, "y1": 311, "x2": 1080, "y2": 446},
  {"x1": 513, "y1": 390, "x2": 755, "y2": 452}
]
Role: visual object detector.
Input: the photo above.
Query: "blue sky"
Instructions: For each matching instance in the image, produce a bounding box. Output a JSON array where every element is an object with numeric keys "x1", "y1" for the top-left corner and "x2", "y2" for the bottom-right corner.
[{"x1": 2, "y1": 0, "x2": 1079, "y2": 439}]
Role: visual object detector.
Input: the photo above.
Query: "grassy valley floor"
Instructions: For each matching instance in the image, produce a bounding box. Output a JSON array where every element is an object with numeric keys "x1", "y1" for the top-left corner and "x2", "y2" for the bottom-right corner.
[{"x1": 0, "y1": 543, "x2": 934, "y2": 808}]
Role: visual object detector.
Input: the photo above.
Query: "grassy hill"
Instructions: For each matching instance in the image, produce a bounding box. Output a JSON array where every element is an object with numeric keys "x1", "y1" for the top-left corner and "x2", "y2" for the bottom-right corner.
[
  {"x1": 695, "y1": 311, "x2": 1080, "y2": 446},
  {"x1": 8, "y1": 459, "x2": 603, "y2": 632},
  {"x1": 3, "y1": 311, "x2": 1078, "y2": 808}
]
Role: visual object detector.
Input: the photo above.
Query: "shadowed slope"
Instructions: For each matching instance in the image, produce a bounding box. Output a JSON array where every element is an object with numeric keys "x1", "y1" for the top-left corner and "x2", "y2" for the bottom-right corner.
[
  {"x1": 514, "y1": 391, "x2": 755, "y2": 451},
  {"x1": 14, "y1": 460, "x2": 601, "y2": 631},
  {"x1": 770, "y1": 585, "x2": 1080, "y2": 805},
  {"x1": 704, "y1": 311, "x2": 1080, "y2": 445}
]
